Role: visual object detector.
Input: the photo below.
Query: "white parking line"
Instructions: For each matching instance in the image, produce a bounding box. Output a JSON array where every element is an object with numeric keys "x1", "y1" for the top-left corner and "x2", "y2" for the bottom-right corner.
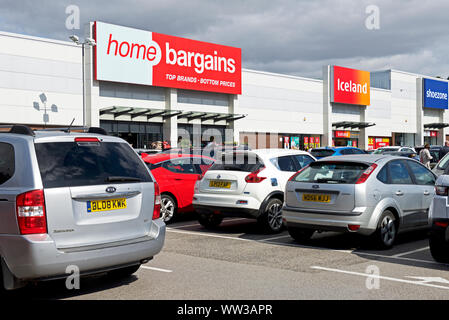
[
  {"x1": 392, "y1": 246, "x2": 430, "y2": 258},
  {"x1": 169, "y1": 218, "x2": 250, "y2": 229},
  {"x1": 311, "y1": 266, "x2": 449, "y2": 290},
  {"x1": 167, "y1": 228, "x2": 354, "y2": 253},
  {"x1": 260, "y1": 234, "x2": 292, "y2": 241},
  {"x1": 141, "y1": 266, "x2": 173, "y2": 273},
  {"x1": 167, "y1": 228, "x2": 446, "y2": 265}
]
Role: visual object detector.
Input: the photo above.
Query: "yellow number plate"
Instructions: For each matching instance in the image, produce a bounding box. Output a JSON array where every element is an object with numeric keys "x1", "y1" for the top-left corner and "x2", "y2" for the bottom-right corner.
[
  {"x1": 302, "y1": 194, "x2": 331, "y2": 203},
  {"x1": 87, "y1": 198, "x2": 127, "y2": 213},
  {"x1": 209, "y1": 180, "x2": 231, "y2": 189}
]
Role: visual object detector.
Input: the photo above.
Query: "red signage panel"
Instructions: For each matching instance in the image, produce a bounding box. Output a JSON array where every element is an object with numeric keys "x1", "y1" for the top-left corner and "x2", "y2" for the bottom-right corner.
[{"x1": 95, "y1": 21, "x2": 242, "y2": 94}]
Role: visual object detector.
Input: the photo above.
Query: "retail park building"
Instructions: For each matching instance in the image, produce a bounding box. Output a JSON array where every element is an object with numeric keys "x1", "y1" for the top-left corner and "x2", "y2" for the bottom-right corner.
[{"x1": 1, "y1": 21, "x2": 449, "y2": 150}]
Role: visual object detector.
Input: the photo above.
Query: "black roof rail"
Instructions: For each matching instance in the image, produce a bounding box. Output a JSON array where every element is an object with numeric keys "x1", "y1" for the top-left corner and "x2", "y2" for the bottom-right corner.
[{"x1": 0, "y1": 125, "x2": 35, "y2": 136}]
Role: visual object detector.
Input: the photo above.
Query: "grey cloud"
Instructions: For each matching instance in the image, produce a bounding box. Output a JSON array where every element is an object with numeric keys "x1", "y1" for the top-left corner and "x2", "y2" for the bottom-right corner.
[{"x1": 0, "y1": 0, "x2": 448, "y2": 78}]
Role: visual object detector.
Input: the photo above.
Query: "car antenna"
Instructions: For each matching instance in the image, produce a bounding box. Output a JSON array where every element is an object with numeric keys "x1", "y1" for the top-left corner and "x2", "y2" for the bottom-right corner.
[{"x1": 67, "y1": 118, "x2": 75, "y2": 133}]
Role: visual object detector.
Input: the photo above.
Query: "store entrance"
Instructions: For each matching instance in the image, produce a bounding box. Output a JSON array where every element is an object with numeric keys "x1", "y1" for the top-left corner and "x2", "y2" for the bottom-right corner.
[{"x1": 100, "y1": 120, "x2": 163, "y2": 149}]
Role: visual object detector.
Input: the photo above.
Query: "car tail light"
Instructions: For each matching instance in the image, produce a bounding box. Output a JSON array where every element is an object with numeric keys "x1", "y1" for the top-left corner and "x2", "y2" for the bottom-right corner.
[
  {"x1": 435, "y1": 186, "x2": 448, "y2": 196},
  {"x1": 16, "y1": 189, "x2": 47, "y2": 235},
  {"x1": 288, "y1": 166, "x2": 309, "y2": 182},
  {"x1": 434, "y1": 221, "x2": 449, "y2": 228},
  {"x1": 245, "y1": 166, "x2": 266, "y2": 183},
  {"x1": 75, "y1": 137, "x2": 99, "y2": 142},
  {"x1": 153, "y1": 182, "x2": 161, "y2": 220},
  {"x1": 348, "y1": 224, "x2": 360, "y2": 231},
  {"x1": 356, "y1": 164, "x2": 378, "y2": 184}
]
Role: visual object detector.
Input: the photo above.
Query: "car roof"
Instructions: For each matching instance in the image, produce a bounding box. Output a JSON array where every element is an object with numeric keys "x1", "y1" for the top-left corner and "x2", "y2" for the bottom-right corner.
[
  {"x1": 312, "y1": 146, "x2": 360, "y2": 150},
  {"x1": 142, "y1": 153, "x2": 213, "y2": 164},
  {"x1": 315, "y1": 154, "x2": 399, "y2": 164},
  {"x1": 0, "y1": 130, "x2": 123, "y2": 143},
  {"x1": 252, "y1": 148, "x2": 311, "y2": 156}
]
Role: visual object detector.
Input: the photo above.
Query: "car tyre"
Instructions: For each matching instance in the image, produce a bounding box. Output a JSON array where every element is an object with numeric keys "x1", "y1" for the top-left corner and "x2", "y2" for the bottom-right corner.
[
  {"x1": 108, "y1": 264, "x2": 141, "y2": 279},
  {"x1": 198, "y1": 214, "x2": 223, "y2": 229},
  {"x1": 373, "y1": 210, "x2": 397, "y2": 249},
  {"x1": 288, "y1": 227, "x2": 315, "y2": 242},
  {"x1": 161, "y1": 194, "x2": 177, "y2": 223},
  {"x1": 429, "y1": 234, "x2": 449, "y2": 263},
  {"x1": 258, "y1": 198, "x2": 284, "y2": 233}
]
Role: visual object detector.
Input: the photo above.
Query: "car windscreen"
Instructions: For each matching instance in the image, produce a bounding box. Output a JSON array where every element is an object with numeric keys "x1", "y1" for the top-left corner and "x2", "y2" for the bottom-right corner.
[
  {"x1": 208, "y1": 153, "x2": 264, "y2": 172},
  {"x1": 437, "y1": 152, "x2": 449, "y2": 170},
  {"x1": 292, "y1": 161, "x2": 369, "y2": 184},
  {"x1": 310, "y1": 149, "x2": 335, "y2": 158},
  {"x1": 373, "y1": 148, "x2": 397, "y2": 154},
  {"x1": 34, "y1": 141, "x2": 152, "y2": 188}
]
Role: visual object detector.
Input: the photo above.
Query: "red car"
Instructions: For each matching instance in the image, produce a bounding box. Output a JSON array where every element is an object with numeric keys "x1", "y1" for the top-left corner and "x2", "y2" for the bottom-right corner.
[{"x1": 142, "y1": 153, "x2": 214, "y2": 222}]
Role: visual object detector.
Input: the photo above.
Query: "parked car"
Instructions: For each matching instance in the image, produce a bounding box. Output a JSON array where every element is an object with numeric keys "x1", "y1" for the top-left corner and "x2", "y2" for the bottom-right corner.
[
  {"x1": 143, "y1": 153, "x2": 215, "y2": 222},
  {"x1": 283, "y1": 155, "x2": 436, "y2": 248},
  {"x1": 0, "y1": 125, "x2": 165, "y2": 290},
  {"x1": 433, "y1": 151, "x2": 449, "y2": 176},
  {"x1": 382, "y1": 150, "x2": 419, "y2": 161},
  {"x1": 134, "y1": 148, "x2": 161, "y2": 156},
  {"x1": 193, "y1": 149, "x2": 316, "y2": 233},
  {"x1": 429, "y1": 175, "x2": 449, "y2": 263},
  {"x1": 373, "y1": 146, "x2": 416, "y2": 154},
  {"x1": 310, "y1": 147, "x2": 367, "y2": 159},
  {"x1": 415, "y1": 145, "x2": 443, "y2": 169}
]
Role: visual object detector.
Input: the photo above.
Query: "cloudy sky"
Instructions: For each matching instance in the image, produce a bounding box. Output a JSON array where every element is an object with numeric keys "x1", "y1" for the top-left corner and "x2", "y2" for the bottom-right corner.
[{"x1": 1, "y1": 0, "x2": 449, "y2": 79}]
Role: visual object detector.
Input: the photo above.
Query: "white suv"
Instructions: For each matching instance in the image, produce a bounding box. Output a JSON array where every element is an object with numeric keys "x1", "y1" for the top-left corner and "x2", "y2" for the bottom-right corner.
[{"x1": 193, "y1": 149, "x2": 316, "y2": 233}]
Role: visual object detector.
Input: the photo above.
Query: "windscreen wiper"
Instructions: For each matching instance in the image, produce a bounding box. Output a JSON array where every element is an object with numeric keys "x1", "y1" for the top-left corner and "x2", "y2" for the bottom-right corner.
[
  {"x1": 105, "y1": 176, "x2": 142, "y2": 182},
  {"x1": 315, "y1": 178, "x2": 347, "y2": 184}
]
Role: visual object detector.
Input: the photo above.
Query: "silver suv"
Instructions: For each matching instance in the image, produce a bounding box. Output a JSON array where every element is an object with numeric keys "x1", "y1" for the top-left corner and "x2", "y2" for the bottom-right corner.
[
  {"x1": 283, "y1": 155, "x2": 436, "y2": 248},
  {"x1": 0, "y1": 125, "x2": 165, "y2": 290}
]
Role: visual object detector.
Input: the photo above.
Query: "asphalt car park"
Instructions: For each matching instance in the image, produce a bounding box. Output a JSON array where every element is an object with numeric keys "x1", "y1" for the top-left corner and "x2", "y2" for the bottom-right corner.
[{"x1": 5, "y1": 214, "x2": 449, "y2": 300}]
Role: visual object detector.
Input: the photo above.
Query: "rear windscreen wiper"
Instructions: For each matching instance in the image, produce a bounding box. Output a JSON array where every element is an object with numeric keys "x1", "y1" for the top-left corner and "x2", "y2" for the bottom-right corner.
[
  {"x1": 315, "y1": 178, "x2": 347, "y2": 184},
  {"x1": 105, "y1": 176, "x2": 142, "y2": 182}
]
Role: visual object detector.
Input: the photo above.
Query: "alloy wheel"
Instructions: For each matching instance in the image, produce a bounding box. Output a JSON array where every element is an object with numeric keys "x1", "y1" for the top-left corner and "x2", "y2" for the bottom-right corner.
[
  {"x1": 267, "y1": 202, "x2": 283, "y2": 231},
  {"x1": 161, "y1": 197, "x2": 175, "y2": 222},
  {"x1": 380, "y1": 215, "x2": 396, "y2": 247}
]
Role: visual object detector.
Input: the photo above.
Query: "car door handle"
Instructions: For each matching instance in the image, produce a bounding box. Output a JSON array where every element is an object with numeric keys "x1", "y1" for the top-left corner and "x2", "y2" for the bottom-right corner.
[
  {"x1": 174, "y1": 178, "x2": 183, "y2": 181},
  {"x1": 395, "y1": 191, "x2": 404, "y2": 196}
]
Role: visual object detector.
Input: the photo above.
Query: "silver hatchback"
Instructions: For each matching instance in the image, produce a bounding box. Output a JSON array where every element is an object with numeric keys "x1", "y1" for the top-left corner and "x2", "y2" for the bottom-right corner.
[
  {"x1": 283, "y1": 155, "x2": 436, "y2": 248},
  {"x1": 0, "y1": 125, "x2": 165, "y2": 290}
]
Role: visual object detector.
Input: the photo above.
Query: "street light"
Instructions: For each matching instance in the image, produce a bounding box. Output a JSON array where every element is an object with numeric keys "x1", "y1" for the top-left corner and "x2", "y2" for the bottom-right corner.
[{"x1": 70, "y1": 35, "x2": 96, "y2": 127}]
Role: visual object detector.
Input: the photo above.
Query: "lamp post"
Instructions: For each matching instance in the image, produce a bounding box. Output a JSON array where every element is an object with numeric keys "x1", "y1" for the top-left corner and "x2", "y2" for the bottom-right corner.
[{"x1": 69, "y1": 35, "x2": 96, "y2": 127}]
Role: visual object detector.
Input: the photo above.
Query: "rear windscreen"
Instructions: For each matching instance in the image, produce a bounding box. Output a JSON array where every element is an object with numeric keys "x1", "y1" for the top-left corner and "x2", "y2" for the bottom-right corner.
[
  {"x1": 292, "y1": 161, "x2": 369, "y2": 184},
  {"x1": 209, "y1": 153, "x2": 264, "y2": 172},
  {"x1": 35, "y1": 141, "x2": 152, "y2": 188},
  {"x1": 310, "y1": 149, "x2": 335, "y2": 158}
]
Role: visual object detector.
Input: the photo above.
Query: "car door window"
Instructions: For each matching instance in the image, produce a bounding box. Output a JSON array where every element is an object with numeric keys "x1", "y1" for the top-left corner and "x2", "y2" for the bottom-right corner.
[
  {"x1": 388, "y1": 160, "x2": 413, "y2": 184},
  {"x1": 406, "y1": 160, "x2": 436, "y2": 185},
  {"x1": 162, "y1": 158, "x2": 196, "y2": 174},
  {"x1": 351, "y1": 149, "x2": 364, "y2": 154},
  {"x1": 271, "y1": 156, "x2": 297, "y2": 172},
  {"x1": 0, "y1": 142, "x2": 14, "y2": 185},
  {"x1": 293, "y1": 154, "x2": 315, "y2": 169}
]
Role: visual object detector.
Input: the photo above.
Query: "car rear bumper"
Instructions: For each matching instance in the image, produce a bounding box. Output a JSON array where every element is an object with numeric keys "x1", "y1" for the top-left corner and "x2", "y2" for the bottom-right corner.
[
  {"x1": 193, "y1": 193, "x2": 262, "y2": 211},
  {"x1": 0, "y1": 219, "x2": 166, "y2": 281},
  {"x1": 282, "y1": 205, "x2": 376, "y2": 235},
  {"x1": 193, "y1": 204, "x2": 259, "y2": 218}
]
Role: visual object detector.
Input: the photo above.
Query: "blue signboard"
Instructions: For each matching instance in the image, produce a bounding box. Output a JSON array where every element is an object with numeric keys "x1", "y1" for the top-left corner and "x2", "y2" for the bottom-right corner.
[{"x1": 423, "y1": 78, "x2": 448, "y2": 109}]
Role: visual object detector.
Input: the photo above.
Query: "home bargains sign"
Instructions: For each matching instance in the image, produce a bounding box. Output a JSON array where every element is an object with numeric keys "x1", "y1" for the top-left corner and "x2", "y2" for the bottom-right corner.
[
  {"x1": 94, "y1": 21, "x2": 241, "y2": 94},
  {"x1": 331, "y1": 66, "x2": 370, "y2": 105}
]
